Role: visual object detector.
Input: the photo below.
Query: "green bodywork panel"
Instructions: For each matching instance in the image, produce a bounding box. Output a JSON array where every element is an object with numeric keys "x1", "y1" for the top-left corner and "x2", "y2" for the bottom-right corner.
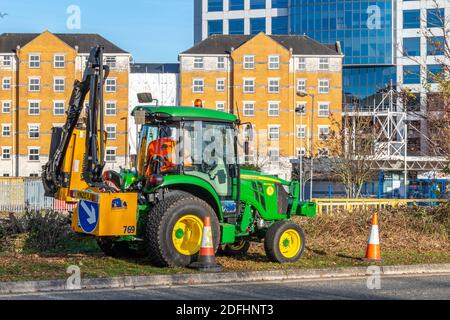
[
  {"x1": 220, "y1": 223, "x2": 236, "y2": 244},
  {"x1": 132, "y1": 106, "x2": 238, "y2": 123}
]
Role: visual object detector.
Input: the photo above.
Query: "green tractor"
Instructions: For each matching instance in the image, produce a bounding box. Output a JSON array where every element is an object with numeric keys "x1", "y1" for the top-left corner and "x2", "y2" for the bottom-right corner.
[
  {"x1": 42, "y1": 46, "x2": 316, "y2": 267},
  {"x1": 106, "y1": 104, "x2": 316, "y2": 266}
]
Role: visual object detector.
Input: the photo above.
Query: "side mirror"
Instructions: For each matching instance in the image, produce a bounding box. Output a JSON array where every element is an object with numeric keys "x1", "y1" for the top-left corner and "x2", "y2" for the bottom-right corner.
[{"x1": 137, "y1": 93, "x2": 153, "y2": 104}]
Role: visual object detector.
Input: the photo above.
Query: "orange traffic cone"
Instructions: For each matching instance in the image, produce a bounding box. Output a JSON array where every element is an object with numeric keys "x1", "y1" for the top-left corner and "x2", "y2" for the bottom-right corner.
[
  {"x1": 188, "y1": 216, "x2": 222, "y2": 272},
  {"x1": 363, "y1": 212, "x2": 382, "y2": 261}
]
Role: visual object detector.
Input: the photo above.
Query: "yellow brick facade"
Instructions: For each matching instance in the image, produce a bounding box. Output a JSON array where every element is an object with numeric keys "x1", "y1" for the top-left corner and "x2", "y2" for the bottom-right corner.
[
  {"x1": 0, "y1": 31, "x2": 130, "y2": 177},
  {"x1": 180, "y1": 33, "x2": 343, "y2": 176}
]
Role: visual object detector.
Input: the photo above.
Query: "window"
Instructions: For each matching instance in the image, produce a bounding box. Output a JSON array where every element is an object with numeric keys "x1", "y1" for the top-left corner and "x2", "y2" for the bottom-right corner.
[
  {"x1": 28, "y1": 148, "x2": 39, "y2": 161},
  {"x1": 403, "y1": 10, "x2": 421, "y2": 29},
  {"x1": 217, "y1": 57, "x2": 225, "y2": 69},
  {"x1": 2, "y1": 56, "x2": 11, "y2": 67},
  {"x1": 28, "y1": 125, "x2": 40, "y2": 139},
  {"x1": 403, "y1": 65, "x2": 421, "y2": 84},
  {"x1": 105, "y1": 56, "x2": 117, "y2": 68},
  {"x1": 28, "y1": 78, "x2": 40, "y2": 92},
  {"x1": 216, "y1": 78, "x2": 225, "y2": 92},
  {"x1": 272, "y1": 16, "x2": 288, "y2": 35},
  {"x1": 268, "y1": 55, "x2": 280, "y2": 69},
  {"x1": 268, "y1": 78, "x2": 280, "y2": 93},
  {"x1": 243, "y1": 55, "x2": 255, "y2": 69},
  {"x1": 297, "y1": 79, "x2": 306, "y2": 93},
  {"x1": 319, "y1": 58, "x2": 329, "y2": 70},
  {"x1": 106, "y1": 125, "x2": 117, "y2": 140},
  {"x1": 318, "y1": 102, "x2": 330, "y2": 117},
  {"x1": 105, "y1": 79, "x2": 116, "y2": 92},
  {"x1": 250, "y1": 17, "x2": 266, "y2": 35},
  {"x1": 297, "y1": 125, "x2": 306, "y2": 139},
  {"x1": 243, "y1": 78, "x2": 255, "y2": 93},
  {"x1": 105, "y1": 102, "x2": 117, "y2": 116},
  {"x1": 403, "y1": 38, "x2": 421, "y2": 57},
  {"x1": 208, "y1": 20, "x2": 223, "y2": 36},
  {"x1": 2, "y1": 124, "x2": 11, "y2": 137},
  {"x1": 229, "y1": 19, "x2": 244, "y2": 35},
  {"x1": 318, "y1": 79, "x2": 330, "y2": 94},
  {"x1": 243, "y1": 102, "x2": 255, "y2": 116},
  {"x1": 54, "y1": 55, "x2": 65, "y2": 68},
  {"x1": 427, "y1": 36, "x2": 445, "y2": 56},
  {"x1": 2, "y1": 101, "x2": 11, "y2": 113},
  {"x1": 1, "y1": 147, "x2": 11, "y2": 160},
  {"x1": 427, "y1": 64, "x2": 443, "y2": 83},
  {"x1": 216, "y1": 101, "x2": 225, "y2": 112},
  {"x1": 54, "y1": 78, "x2": 65, "y2": 92},
  {"x1": 105, "y1": 148, "x2": 116, "y2": 162},
  {"x1": 268, "y1": 126, "x2": 280, "y2": 140},
  {"x1": 193, "y1": 79, "x2": 204, "y2": 93},
  {"x1": 29, "y1": 101, "x2": 40, "y2": 115},
  {"x1": 427, "y1": 8, "x2": 444, "y2": 28},
  {"x1": 53, "y1": 101, "x2": 65, "y2": 116},
  {"x1": 229, "y1": 0, "x2": 244, "y2": 10},
  {"x1": 29, "y1": 54, "x2": 40, "y2": 68},
  {"x1": 318, "y1": 148, "x2": 330, "y2": 158},
  {"x1": 2, "y1": 77, "x2": 11, "y2": 90},
  {"x1": 194, "y1": 57, "x2": 204, "y2": 69},
  {"x1": 298, "y1": 57, "x2": 306, "y2": 71},
  {"x1": 268, "y1": 102, "x2": 280, "y2": 116},
  {"x1": 297, "y1": 148, "x2": 306, "y2": 157},
  {"x1": 271, "y1": 0, "x2": 288, "y2": 9},
  {"x1": 208, "y1": 0, "x2": 223, "y2": 12},
  {"x1": 268, "y1": 148, "x2": 279, "y2": 163},
  {"x1": 250, "y1": 0, "x2": 265, "y2": 10},
  {"x1": 318, "y1": 126, "x2": 330, "y2": 140}
]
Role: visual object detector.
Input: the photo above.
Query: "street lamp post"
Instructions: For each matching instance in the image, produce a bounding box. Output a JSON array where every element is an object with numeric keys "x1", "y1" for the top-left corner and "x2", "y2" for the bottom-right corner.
[
  {"x1": 295, "y1": 103, "x2": 305, "y2": 202},
  {"x1": 297, "y1": 91, "x2": 315, "y2": 201},
  {"x1": 121, "y1": 116, "x2": 128, "y2": 168}
]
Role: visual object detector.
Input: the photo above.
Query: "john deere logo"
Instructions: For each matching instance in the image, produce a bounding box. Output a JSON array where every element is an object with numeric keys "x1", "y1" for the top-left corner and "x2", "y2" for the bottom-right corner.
[
  {"x1": 266, "y1": 186, "x2": 275, "y2": 196},
  {"x1": 112, "y1": 198, "x2": 128, "y2": 209}
]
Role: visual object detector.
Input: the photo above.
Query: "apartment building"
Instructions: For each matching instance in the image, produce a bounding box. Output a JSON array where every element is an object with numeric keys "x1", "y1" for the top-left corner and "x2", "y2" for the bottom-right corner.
[
  {"x1": 179, "y1": 33, "x2": 343, "y2": 179},
  {"x1": 0, "y1": 31, "x2": 131, "y2": 177}
]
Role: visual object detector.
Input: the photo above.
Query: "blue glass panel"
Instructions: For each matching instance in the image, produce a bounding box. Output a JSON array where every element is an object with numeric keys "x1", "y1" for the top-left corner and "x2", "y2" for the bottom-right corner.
[
  {"x1": 427, "y1": 64, "x2": 443, "y2": 83},
  {"x1": 229, "y1": 19, "x2": 245, "y2": 35},
  {"x1": 208, "y1": 20, "x2": 223, "y2": 36},
  {"x1": 272, "y1": 16, "x2": 288, "y2": 35},
  {"x1": 403, "y1": 38, "x2": 421, "y2": 56},
  {"x1": 229, "y1": 0, "x2": 244, "y2": 11},
  {"x1": 427, "y1": 36, "x2": 445, "y2": 56},
  {"x1": 250, "y1": 17, "x2": 266, "y2": 34},
  {"x1": 250, "y1": 0, "x2": 265, "y2": 10},
  {"x1": 427, "y1": 8, "x2": 445, "y2": 28},
  {"x1": 208, "y1": 0, "x2": 223, "y2": 12},
  {"x1": 403, "y1": 10, "x2": 421, "y2": 29},
  {"x1": 403, "y1": 65, "x2": 421, "y2": 84},
  {"x1": 272, "y1": 0, "x2": 288, "y2": 9}
]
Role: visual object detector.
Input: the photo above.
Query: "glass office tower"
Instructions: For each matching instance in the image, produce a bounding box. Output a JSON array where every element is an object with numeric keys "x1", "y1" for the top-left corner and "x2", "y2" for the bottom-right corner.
[{"x1": 290, "y1": 0, "x2": 396, "y2": 109}]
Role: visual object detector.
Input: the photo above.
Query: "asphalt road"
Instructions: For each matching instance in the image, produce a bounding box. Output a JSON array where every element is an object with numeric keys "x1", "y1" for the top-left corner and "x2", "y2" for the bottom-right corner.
[{"x1": 1, "y1": 274, "x2": 449, "y2": 300}]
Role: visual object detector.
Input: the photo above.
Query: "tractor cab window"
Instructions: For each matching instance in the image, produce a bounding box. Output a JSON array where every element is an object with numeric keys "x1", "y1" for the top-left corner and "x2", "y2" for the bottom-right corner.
[
  {"x1": 181, "y1": 121, "x2": 235, "y2": 198},
  {"x1": 137, "y1": 124, "x2": 178, "y2": 176}
]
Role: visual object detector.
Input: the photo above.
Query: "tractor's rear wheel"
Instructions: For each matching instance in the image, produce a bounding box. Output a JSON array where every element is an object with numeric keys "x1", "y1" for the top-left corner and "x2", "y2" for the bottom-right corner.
[
  {"x1": 264, "y1": 221, "x2": 305, "y2": 263},
  {"x1": 144, "y1": 190, "x2": 220, "y2": 267},
  {"x1": 220, "y1": 239, "x2": 251, "y2": 256}
]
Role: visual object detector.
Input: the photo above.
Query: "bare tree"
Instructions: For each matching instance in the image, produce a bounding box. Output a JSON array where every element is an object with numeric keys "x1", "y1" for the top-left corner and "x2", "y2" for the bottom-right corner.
[{"x1": 320, "y1": 113, "x2": 378, "y2": 199}]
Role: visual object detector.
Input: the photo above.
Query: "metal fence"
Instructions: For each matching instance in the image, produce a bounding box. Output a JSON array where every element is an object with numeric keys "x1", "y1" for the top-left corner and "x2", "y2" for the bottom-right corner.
[{"x1": 0, "y1": 178, "x2": 75, "y2": 213}]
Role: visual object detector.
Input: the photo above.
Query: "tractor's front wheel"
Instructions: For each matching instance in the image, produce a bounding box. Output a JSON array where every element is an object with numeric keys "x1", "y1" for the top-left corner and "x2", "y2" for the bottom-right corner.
[
  {"x1": 144, "y1": 190, "x2": 220, "y2": 267},
  {"x1": 264, "y1": 221, "x2": 305, "y2": 263}
]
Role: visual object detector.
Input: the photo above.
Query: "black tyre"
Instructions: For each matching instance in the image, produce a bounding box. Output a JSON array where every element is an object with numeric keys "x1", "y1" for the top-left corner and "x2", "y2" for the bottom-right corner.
[
  {"x1": 220, "y1": 239, "x2": 251, "y2": 256},
  {"x1": 144, "y1": 190, "x2": 220, "y2": 267},
  {"x1": 264, "y1": 221, "x2": 305, "y2": 263},
  {"x1": 97, "y1": 238, "x2": 133, "y2": 258}
]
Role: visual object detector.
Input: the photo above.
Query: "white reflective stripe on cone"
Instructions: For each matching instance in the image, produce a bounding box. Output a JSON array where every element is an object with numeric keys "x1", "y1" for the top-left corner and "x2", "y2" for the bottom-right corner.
[{"x1": 368, "y1": 225, "x2": 380, "y2": 245}]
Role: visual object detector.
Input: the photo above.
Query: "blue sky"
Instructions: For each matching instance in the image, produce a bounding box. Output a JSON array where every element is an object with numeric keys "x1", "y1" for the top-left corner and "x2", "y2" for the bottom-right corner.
[{"x1": 0, "y1": 0, "x2": 194, "y2": 63}]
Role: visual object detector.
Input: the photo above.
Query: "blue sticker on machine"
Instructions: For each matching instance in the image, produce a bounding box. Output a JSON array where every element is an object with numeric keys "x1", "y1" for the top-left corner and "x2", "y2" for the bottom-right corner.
[
  {"x1": 112, "y1": 198, "x2": 128, "y2": 209},
  {"x1": 221, "y1": 201, "x2": 237, "y2": 214},
  {"x1": 78, "y1": 200, "x2": 99, "y2": 233}
]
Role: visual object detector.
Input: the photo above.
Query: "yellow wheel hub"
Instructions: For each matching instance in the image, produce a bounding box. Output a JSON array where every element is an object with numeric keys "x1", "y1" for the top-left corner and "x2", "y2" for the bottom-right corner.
[
  {"x1": 279, "y1": 229, "x2": 301, "y2": 259},
  {"x1": 172, "y1": 215, "x2": 204, "y2": 256}
]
